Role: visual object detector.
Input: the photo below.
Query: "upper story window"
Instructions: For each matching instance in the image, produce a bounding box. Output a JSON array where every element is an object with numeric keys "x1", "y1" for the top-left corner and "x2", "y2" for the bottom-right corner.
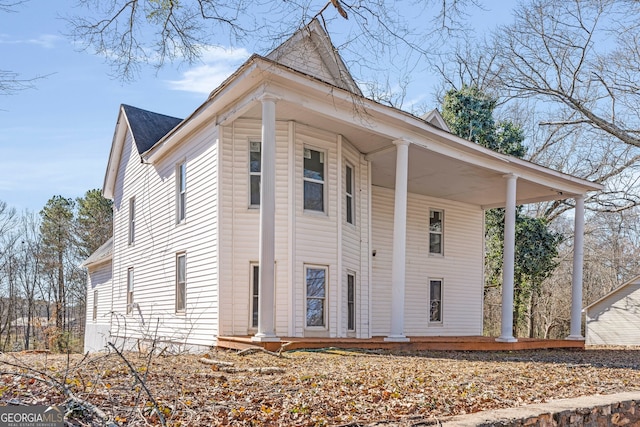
[
  {"x1": 345, "y1": 163, "x2": 354, "y2": 224},
  {"x1": 429, "y1": 209, "x2": 444, "y2": 255},
  {"x1": 176, "y1": 253, "x2": 186, "y2": 313},
  {"x1": 303, "y1": 148, "x2": 325, "y2": 212},
  {"x1": 249, "y1": 141, "x2": 261, "y2": 207},
  {"x1": 177, "y1": 162, "x2": 186, "y2": 223},
  {"x1": 128, "y1": 197, "x2": 135, "y2": 245}
]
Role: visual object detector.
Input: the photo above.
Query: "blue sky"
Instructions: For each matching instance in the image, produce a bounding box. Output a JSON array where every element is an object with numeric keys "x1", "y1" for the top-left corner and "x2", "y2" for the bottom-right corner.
[{"x1": 0, "y1": 0, "x2": 512, "y2": 213}]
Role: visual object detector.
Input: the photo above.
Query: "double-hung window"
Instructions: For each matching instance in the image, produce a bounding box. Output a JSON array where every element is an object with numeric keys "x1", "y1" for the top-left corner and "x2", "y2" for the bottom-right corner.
[
  {"x1": 305, "y1": 266, "x2": 327, "y2": 328},
  {"x1": 128, "y1": 197, "x2": 135, "y2": 245},
  {"x1": 347, "y1": 273, "x2": 356, "y2": 332},
  {"x1": 251, "y1": 264, "x2": 259, "y2": 328},
  {"x1": 429, "y1": 279, "x2": 443, "y2": 323},
  {"x1": 126, "y1": 268, "x2": 134, "y2": 314},
  {"x1": 249, "y1": 141, "x2": 261, "y2": 206},
  {"x1": 176, "y1": 253, "x2": 186, "y2": 313},
  {"x1": 303, "y1": 148, "x2": 325, "y2": 212},
  {"x1": 93, "y1": 290, "x2": 98, "y2": 321},
  {"x1": 345, "y1": 163, "x2": 354, "y2": 224},
  {"x1": 177, "y1": 162, "x2": 186, "y2": 223},
  {"x1": 429, "y1": 209, "x2": 444, "y2": 255}
]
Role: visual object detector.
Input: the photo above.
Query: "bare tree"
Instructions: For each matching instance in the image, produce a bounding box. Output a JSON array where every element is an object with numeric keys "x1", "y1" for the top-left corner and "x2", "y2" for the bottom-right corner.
[{"x1": 66, "y1": 0, "x2": 484, "y2": 89}]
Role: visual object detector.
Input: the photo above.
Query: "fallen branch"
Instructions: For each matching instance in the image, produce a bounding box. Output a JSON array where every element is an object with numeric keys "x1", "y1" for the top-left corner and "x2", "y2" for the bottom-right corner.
[
  {"x1": 237, "y1": 347, "x2": 284, "y2": 358},
  {"x1": 107, "y1": 342, "x2": 166, "y2": 427},
  {"x1": 198, "y1": 358, "x2": 234, "y2": 367},
  {"x1": 217, "y1": 366, "x2": 284, "y2": 374}
]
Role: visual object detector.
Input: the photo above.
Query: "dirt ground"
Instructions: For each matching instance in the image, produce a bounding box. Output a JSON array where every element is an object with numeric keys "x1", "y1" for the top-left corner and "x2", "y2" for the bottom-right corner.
[{"x1": 1, "y1": 347, "x2": 639, "y2": 426}]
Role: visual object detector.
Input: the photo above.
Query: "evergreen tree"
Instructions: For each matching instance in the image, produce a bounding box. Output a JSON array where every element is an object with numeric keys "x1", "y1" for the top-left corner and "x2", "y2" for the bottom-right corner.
[
  {"x1": 442, "y1": 85, "x2": 561, "y2": 337},
  {"x1": 75, "y1": 189, "x2": 113, "y2": 259}
]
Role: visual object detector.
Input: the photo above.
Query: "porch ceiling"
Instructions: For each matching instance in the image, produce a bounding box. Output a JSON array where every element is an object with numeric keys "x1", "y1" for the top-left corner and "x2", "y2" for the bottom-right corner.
[{"x1": 241, "y1": 97, "x2": 595, "y2": 209}]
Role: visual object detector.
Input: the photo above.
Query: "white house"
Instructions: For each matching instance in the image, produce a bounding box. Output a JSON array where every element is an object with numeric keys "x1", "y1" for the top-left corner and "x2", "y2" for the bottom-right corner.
[
  {"x1": 584, "y1": 275, "x2": 640, "y2": 346},
  {"x1": 84, "y1": 20, "x2": 602, "y2": 353}
]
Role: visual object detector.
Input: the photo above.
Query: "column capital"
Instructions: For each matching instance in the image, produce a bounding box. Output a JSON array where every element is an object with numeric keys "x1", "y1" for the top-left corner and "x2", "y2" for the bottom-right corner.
[
  {"x1": 393, "y1": 138, "x2": 412, "y2": 147},
  {"x1": 502, "y1": 173, "x2": 519, "y2": 180},
  {"x1": 259, "y1": 92, "x2": 280, "y2": 103}
]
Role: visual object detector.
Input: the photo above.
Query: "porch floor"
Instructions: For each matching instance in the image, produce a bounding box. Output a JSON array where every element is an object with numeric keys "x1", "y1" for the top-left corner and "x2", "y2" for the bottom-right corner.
[{"x1": 216, "y1": 335, "x2": 584, "y2": 352}]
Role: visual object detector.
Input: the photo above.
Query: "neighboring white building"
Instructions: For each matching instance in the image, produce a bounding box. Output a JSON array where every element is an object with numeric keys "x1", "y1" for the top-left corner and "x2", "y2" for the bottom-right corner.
[
  {"x1": 584, "y1": 276, "x2": 640, "y2": 346},
  {"x1": 82, "y1": 237, "x2": 113, "y2": 352},
  {"x1": 84, "y1": 20, "x2": 601, "y2": 352}
]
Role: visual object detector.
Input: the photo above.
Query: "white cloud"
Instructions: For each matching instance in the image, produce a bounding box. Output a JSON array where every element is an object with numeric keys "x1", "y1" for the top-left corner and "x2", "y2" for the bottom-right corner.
[
  {"x1": 166, "y1": 46, "x2": 250, "y2": 94},
  {"x1": 0, "y1": 34, "x2": 60, "y2": 48}
]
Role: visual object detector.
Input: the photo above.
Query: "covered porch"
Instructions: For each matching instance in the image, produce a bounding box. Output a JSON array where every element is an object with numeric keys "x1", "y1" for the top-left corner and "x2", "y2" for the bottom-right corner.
[{"x1": 218, "y1": 335, "x2": 585, "y2": 352}]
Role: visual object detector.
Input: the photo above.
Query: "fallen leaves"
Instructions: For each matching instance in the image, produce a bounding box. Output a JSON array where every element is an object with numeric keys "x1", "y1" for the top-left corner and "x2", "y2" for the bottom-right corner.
[{"x1": 0, "y1": 348, "x2": 639, "y2": 426}]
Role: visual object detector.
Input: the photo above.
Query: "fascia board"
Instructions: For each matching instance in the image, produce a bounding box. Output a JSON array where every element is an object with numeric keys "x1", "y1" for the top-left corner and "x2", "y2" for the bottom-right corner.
[{"x1": 102, "y1": 107, "x2": 129, "y2": 200}]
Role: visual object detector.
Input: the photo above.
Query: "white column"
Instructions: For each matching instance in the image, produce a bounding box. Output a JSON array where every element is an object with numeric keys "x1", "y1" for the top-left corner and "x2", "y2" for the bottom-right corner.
[
  {"x1": 497, "y1": 174, "x2": 518, "y2": 343},
  {"x1": 568, "y1": 195, "x2": 585, "y2": 340},
  {"x1": 253, "y1": 94, "x2": 280, "y2": 342},
  {"x1": 385, "y1": 138, "x2": 411, "y2": 342}
]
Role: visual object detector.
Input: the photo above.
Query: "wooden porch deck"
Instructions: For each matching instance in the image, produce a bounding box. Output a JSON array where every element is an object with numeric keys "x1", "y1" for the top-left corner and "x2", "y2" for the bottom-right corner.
[{"x1": 217, "y1": 335, "x2": 584, "y2": 352}]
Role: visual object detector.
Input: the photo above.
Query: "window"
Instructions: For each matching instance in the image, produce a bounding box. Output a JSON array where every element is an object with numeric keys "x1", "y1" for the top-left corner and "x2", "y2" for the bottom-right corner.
[
  {"x1": 345, "y1": 163, "x2": 354, "y2": 224},
  {"x1": 177, "y1": 162, "x2": 186, "y2": 223},
  {"x1": 251, "y1": 264, "x2": 259, "y2": 328},
  {"x1": 176, "y1": 253, "x2": 186, "y2": 313},
  {"x1": 128, "y1": 197, "x2": 135, "y2": 245},
  {"x1": 347, "y1": 273, "x2": 355, "y2": 331},
  {"x1": 93, "y1": 290, "x2": 98, "y2": 321},
  {"x1": 126, "y1": 268, "x2": 134, "y2": 314},
  {"x1": 429, "y1": 209, "x2": 444, "y2": 254},
  {"x1": 429, "y1": 279, "x2": 443, "y2": 323},
  {"x1": 306, "y1": 266, "x2": 327, "y2": 327},
  {"x1": 249, "y1": 141, "x2": 261, "y2": 206},
  {"x1": 303, "y1": 148, "x2": 325, "y2": 212}
]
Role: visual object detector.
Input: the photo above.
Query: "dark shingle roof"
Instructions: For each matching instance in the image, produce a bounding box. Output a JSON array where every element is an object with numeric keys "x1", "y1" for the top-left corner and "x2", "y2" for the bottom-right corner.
[{"x1": 122, "y1": 104, "x2": 183, "y2": 154}]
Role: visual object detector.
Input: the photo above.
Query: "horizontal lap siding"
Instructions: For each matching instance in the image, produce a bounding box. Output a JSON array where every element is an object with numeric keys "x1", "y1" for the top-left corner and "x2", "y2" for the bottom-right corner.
[
  {"x1": 220, "y1": 119, "x2": 290, "y2": 336},
  {"x1": 294, "y1": 124, "x2": 339, "y2": 337},
  {"x1": 87, "y1": 261, "x2": 113, "y2": 326},
  {"x1": 371, "y1": 185, "x2": 484, "y2": 336},
  {"x1": 111, "y1": 125, "x2": 219, "y2": 348},
  {"x1": 586, "y1": 282, "x2": 640, "y2": 345}
]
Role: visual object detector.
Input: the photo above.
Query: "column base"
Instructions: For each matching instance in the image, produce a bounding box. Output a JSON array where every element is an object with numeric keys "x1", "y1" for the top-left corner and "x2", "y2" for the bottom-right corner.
[
  {"x1": 384, "y1": 335, "x2": 410, "y2": 343},
  {"x1": 496, "y1": 336, "x2": 518, "y2": 343},
  {"x1": 566, "y1": 334, "x2": 585, "y2": 341},
  {"x1": 251, "y1": 334, "x2": 281, "y2": 343}
]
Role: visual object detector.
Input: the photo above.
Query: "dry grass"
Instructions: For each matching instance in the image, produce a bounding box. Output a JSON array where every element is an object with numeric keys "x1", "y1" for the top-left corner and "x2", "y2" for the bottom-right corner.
[{"x1": 1, "y1": 347, "x2": 639, "y2": 426}]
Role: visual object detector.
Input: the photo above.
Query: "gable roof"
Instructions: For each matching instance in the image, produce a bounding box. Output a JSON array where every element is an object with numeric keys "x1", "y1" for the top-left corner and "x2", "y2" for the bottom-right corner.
[
  {"x1": 121, "y1": 104, "x2": 183, "y2": 154},
  {"x1": 265, "y1": 19, "x2": 362, "y2": 95},
  {"x1": 584, "y1": 274, "x2": 640, "y2": 311},
  {"x1": 421, "y1": 109, "x2": 450, "y2": 132}
]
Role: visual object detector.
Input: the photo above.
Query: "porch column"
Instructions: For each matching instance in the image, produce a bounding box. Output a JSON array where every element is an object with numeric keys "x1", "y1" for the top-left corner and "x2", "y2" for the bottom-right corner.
[
  {"x1": 568, "y1": 195, "x2": 585, "y2": 340},
  {"x1": 253, "y1": 94, "x2": 280, "y2": 343},
  {"x1": 385, "y1": 138, "x2": 411, "y2": 342},
  {"x1": 497, "y1": 174, "x2": 518, "y2": 343}
]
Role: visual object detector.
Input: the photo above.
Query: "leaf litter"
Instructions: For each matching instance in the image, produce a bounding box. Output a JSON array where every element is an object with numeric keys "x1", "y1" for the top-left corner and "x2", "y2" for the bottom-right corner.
[{"x1": 1, "y1": 347, "x2": 639, "y2": 426}]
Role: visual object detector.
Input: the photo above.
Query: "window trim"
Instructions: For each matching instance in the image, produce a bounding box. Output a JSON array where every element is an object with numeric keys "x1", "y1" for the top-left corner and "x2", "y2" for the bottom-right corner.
[
  {"x1": 429, "y1": 278, "x2": 443, "y2": 324},
  {"x1": 346, "y1": 272, "x2": 356, "y2": 332},
  {"x1": 176, "y1": 253, "x2": 187, "y2": 313},
  {"x1": 345, "y1": 162, "x2": 355, "y2": 225},
  {"x1": 429, "y1": 209, "x2": 444, "y2": 255},
  {"x1": 128, "y1": 197, "x2": 135, "y2": 245},
  {"x1": 304, "y1": 265, "x2": 328, "y2": 329},
  {"x1": 249, "y1": 140, "x2": 262, "y2": 208},
  {"x1": 250, "y1": 263, "x2": 259, "y2": 329},
  {"x1": 176, "y1": 161, "x2": 186, "y2": 223},
  {"x1": 126, "y1": 267, "x2": 134, "y2": 315},
  {"x1": 303, "y1": 147, "x2": 327, "y2": 214}
]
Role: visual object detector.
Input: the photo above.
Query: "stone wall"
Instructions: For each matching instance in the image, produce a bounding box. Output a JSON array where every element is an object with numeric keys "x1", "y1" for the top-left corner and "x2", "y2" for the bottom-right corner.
[{"x1": 440, "y1": 391, "x2": 640, "y2": 427}]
